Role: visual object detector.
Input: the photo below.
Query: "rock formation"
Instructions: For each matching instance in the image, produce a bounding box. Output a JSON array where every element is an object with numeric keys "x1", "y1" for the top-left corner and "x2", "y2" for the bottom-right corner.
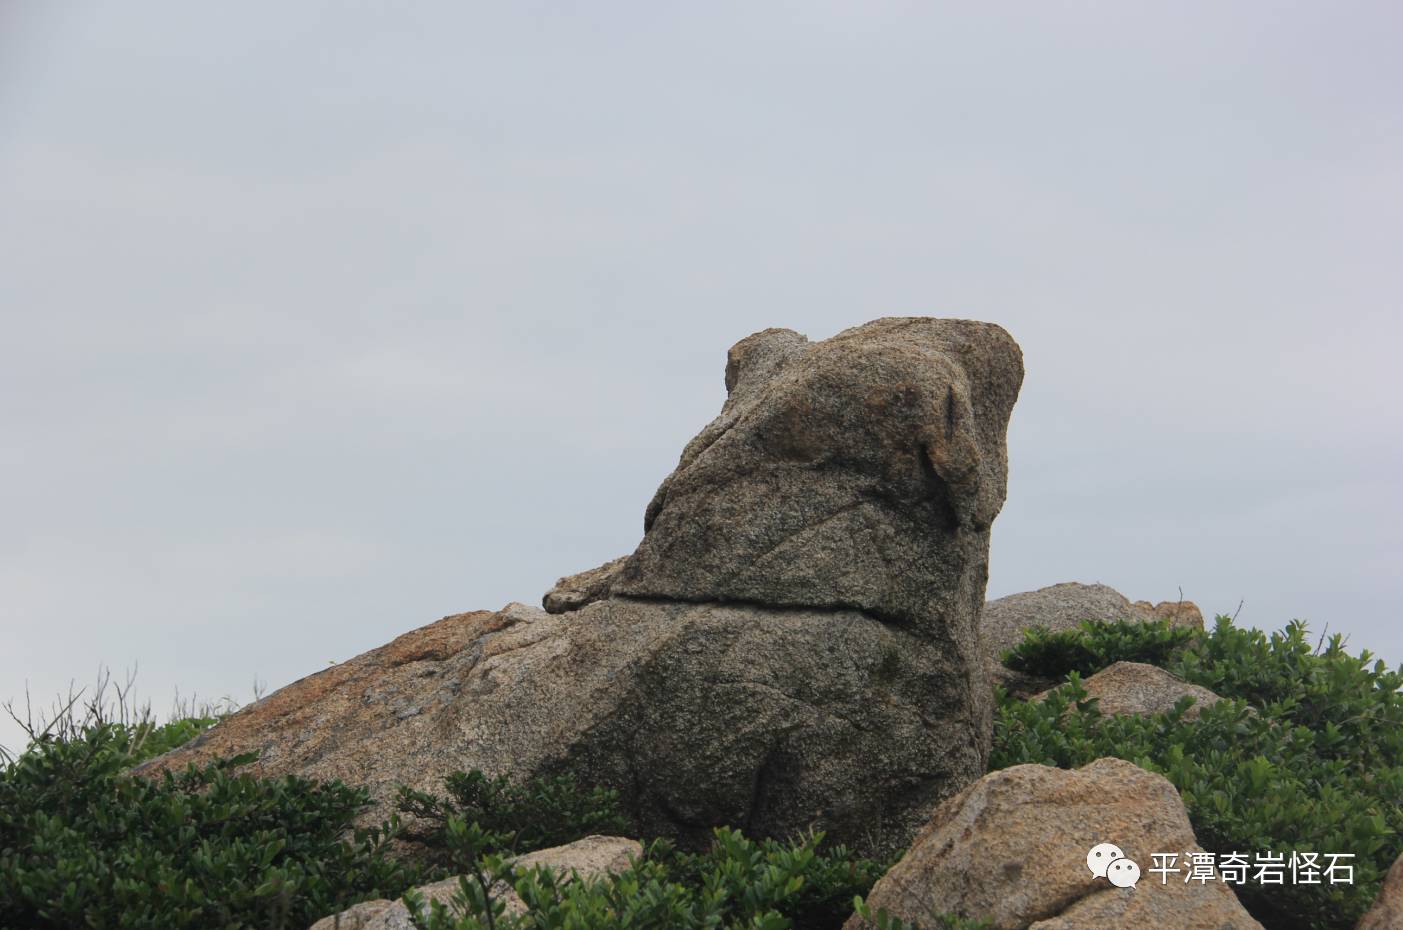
[
  {"x1": 609, "y1": 319, "x2": 1022, "y2": 637},
  {"x1": 983, "y1": 582, "x2": 1204, "y2": 661},
  {"x1": 138, "y1": 318, "x2": 1024, "y2": 859},
  {"x1": 549, "y1": 320, "x2": 1021, "y2": 630},
  {"x1": 982, "y1": 581, "x2": 1204, "y2": 695},
  {"x1": 843, "y1": 758, "x2": 1263, "y2": 930},
  {"x1": 1033, "y1": 661, "x2": 1226, "y2": 720},
  {"x1": 308, "y1": 835, "x2": 641, "y2": 930}
]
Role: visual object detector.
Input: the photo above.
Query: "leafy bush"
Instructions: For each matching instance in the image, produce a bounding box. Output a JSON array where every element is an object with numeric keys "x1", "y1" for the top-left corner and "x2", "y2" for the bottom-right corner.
[
  {"x1": 992, "y1": 617, "x2": 1403, "y2": 930},
  {"x1": 1000, "y1": 617, "x2": 1200, "y2": 679},
  {"x1": 849, "y1": 900, "x2": 989, "y2": 930},
  {"x1": 652, "y1": 830, "x2": 891, "y2": 930},
  {"x1": 2, "y1": 717, "x2": 895, "y2": 930},
  {"x1": 0, "y1": 664, "x2": 248, "y2": 770},
  {"x1": 122, "y1": 715, "x2": 222, "y2": 766},
  {"x1": 1172, "y1": 619, "x2": 1403, "y2": 766},
  {"x1": 405, "y1": 823, "x2": 899, "y2": 930},
  {"x1": 0, "y1": 722, "x2": 427, "y2": 930},
  {"x1": 397, "y1": 769, "x2": 632, "y2": 865}
]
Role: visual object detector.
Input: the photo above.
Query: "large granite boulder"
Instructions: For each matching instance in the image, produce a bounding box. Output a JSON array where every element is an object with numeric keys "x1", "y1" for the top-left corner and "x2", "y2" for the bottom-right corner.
[
  {"x1": 139, "y1": 318, "x2": 1023, "y2": 859},
  {"x1": 844, "y1": 758, "x2": 1263, "y2": 930},
  {"x1": 140, "y1": 599, "x2": 983, "y2": 858}
]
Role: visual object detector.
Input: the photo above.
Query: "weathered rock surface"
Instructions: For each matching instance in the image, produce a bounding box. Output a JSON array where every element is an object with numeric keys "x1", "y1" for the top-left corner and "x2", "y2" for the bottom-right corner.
[
  {"x1": 984, "y1": 582, "x2": 1204, "y2": 696},
  {"x1": 307, "y1": 835, "x2": 640, "y2": 930},
  {"x1": 1356, "y1": 851, "x2": 1403, "y2": 930},
  {"x1": 1033, "y1": 661, "x2": 1225, "y2": 720},
  {"x1": 140, "y1": 318, "x2": 1023, "y2": 860},
  {"x1": 559, "y1": 319, "x2": 1024, "y2": 640},
  {"x1": 139, "y1": 598, "x2": 986, "y2": 858},
  {"x1": 843, "y1": 758, "x2": 1263, "y2": 930}
]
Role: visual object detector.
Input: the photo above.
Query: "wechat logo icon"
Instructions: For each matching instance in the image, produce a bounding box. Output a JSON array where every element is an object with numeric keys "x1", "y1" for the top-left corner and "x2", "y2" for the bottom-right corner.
[{"x1": 1087, "y1": 842, "x2": 1140, "y2": 889}]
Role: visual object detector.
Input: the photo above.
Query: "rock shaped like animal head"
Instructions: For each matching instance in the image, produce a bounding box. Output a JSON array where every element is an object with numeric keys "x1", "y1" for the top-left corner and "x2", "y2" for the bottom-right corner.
[{"x1": 613, "y1": 317, "x2": 1023, "y2": 638}]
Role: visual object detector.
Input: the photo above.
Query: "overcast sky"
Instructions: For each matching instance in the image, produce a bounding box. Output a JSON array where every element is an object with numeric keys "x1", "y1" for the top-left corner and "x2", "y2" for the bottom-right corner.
[{"x1": 3, "y1": 3, "x2": 1400, "y2": 755}]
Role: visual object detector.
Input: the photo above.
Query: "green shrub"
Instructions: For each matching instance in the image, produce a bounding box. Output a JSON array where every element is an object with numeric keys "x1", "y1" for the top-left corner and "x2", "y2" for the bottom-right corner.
[
  {"x1": 0, "y1": 666, "x2": 234, "y2": 770},
  {"x1": 2, "y1": 722, "x2": 891, "y2": 930},
  {"x1": 650, "y1": 830, "x2": 891, "y2": 930},
  {"x1": 122, "y1": 715, "x2": 222, "y2": 766},
  {"x1": 1000, "y1": 618, "x2": 1200, "y2": 679},
  {"x1": 406, "y1": 824, "x2": 896, "y2": 930},
  {"x1": 1171, "y1": 619, "x2": 1403, "y2": 766},
  {"x1": 397, "y1": 769, "x2": 632, "y2": 865},
  {"x1": 2, "y1": 711, "x2": 220, "y2": 772},
  {"x1": 992, "y1": 617, "x2": 1403, "y2": 930},
  {"x1": 0, "y1": 722, "x2": 427, "y2": 930},
  {"x1": 849, "y1": 899, "x2": 989, "y2": 930}
]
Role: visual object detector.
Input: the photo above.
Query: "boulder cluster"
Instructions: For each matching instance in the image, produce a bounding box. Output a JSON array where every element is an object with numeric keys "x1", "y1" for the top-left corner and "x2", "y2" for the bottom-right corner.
[{"x1": 136, "y1": 318, "x2": 1397, "y2": 929}]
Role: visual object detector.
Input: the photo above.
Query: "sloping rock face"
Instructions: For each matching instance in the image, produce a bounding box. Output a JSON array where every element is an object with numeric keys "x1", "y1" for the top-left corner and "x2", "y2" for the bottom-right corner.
[
  {"x1": 139, "y1": 318, "x2": 1023, "y2": 859},
  {"x1": 308, "y1": 835, "x2": 641, "y2": 930},
  {"x1": 844, "y1": 758, "x2": 1263, "y2": 930},
  {"x1": 983, "y1": 582, "x2": 1204, "y2": 696},
  {"x1": 139, "y1": 599, "x2": 984, "y2": 857},
  {"x1": 1033, "y1": 661, "x2": 1226, "y2": 720},
  {"x1": 1356, "y1": 850, "x2": 1403, "y2": 930}
]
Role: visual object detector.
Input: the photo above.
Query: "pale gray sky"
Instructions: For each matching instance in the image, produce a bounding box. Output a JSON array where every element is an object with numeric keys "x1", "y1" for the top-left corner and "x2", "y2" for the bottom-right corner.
[{"x1": 3, "y1": 2, "x2": 1400, "y2": 755}]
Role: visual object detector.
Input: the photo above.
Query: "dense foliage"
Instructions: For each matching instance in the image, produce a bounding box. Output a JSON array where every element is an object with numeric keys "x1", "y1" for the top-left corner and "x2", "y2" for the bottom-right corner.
[
  {"x1": 122, "y1": 715, "x2": 222, "y2": 766},
  {"x1": 398, "y1": 769, "x2": 632, "y2": 865},
  {"x1": 1000, "y1": 617, "x2": 1200, "y2": 678},
  {"x1": 0, "y1": 724, "x2": 426, "y2": 930},
  {"x1": 405, "y1": 821, "x2": 926, "y2": 930},
  {"x1": 992, "y1": 617, "x2": 1403, "y2": 930},
  {"x1": 0, "y1": 725, "x2": 890, "y2": 930}
]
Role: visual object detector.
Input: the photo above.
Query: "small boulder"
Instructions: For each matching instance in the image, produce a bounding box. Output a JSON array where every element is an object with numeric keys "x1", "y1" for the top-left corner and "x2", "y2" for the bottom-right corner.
[
  {"x1": 1033, "y1": 661, "x2": 1226, "y2": 720},
  {"x1": 307, "y1": 835, "x2": 641, "y2": 930},
  {"x1": 1356, "y1": 851, "x2": 1403, "y2": 930},
  {"x1": 843, "y1": 757, "x2": 1262, "y2": 930},
  {"x1": 983, "y1": 582, "x2": 1204, "y2": 696}
]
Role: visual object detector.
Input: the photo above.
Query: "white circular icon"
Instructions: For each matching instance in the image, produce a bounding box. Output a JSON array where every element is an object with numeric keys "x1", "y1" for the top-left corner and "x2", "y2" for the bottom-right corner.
[
  {"x1": 1107, "y1": 857, "x2": 1141, "y2": 889},
  {"x1": 1086, "y1": 842, "x2": 1125, "y2": 879}
]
